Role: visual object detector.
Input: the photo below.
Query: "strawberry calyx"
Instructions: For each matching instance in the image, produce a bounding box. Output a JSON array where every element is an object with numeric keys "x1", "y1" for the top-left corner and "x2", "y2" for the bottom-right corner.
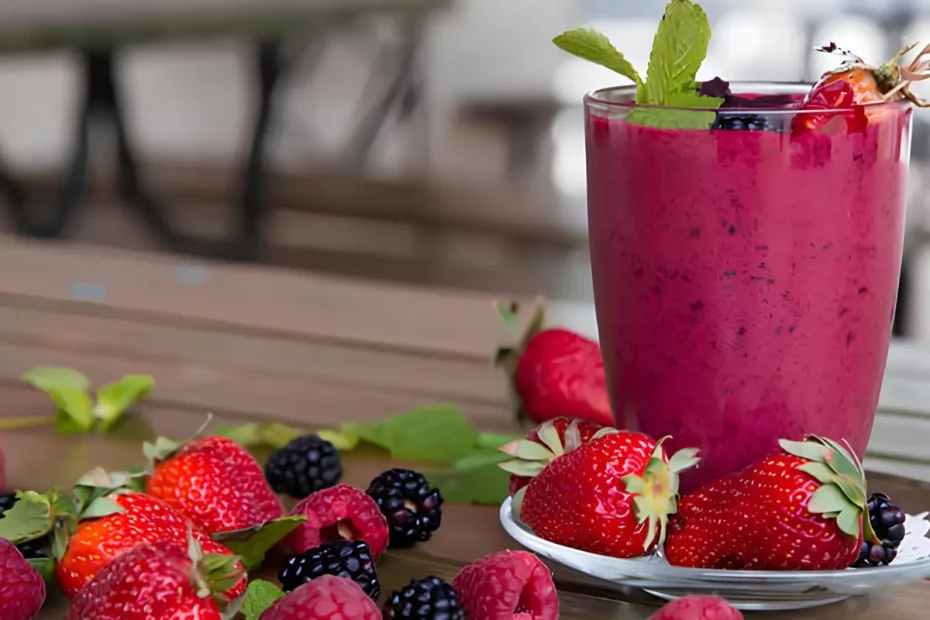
[
  {"x1": 779, "y1": 435, "x2": 878, "y2": 543},
  {"x1": 498, "y1": 419, "x2": 589, "y2": 478},
  {"x1": 620, "y1": 436, "x2": 701, "y2": 552},
  {"x1": 143, "y1": 416, "x2": 215, "y2": 471},
  {"x1": 185, "y1": 526, "x2": 245, "y2": 604},
  {"x1": 816, "y1": 41, "x2": 930, "y2": 108}
]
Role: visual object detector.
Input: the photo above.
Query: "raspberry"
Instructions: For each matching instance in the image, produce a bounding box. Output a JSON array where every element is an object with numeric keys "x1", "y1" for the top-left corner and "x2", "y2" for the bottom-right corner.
[
  {"x1": 279, "y1": 540, "x2": 380, "y2": 599},
  {"x1": 265, "y1": 434, "x2": 343, "y2": 499},
  {"x1": 452, "y1": 550, "x2": 558, "y2": 620},
  {"x1": 0, "y1": 538, "x2": 46, "y2": 620},
  {"x1": 260, "y1": 574, "x2": 381, "y2": 620},
  {"x1": 646, "y1": 596, "x2": 743, "y2": 620},
  {"x1": 287, "y1": 485, "x2": 389, "y2": 558},
  {"x1": 366, "y1": 469, "x2": 443, "y2": 548},
  {"x1": 383, "y1": 576, "x2": 465, "y2": 620}
]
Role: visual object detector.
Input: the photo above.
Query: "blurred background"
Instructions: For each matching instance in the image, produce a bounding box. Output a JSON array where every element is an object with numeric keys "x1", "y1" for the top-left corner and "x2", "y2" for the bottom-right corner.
[{"x1": 0, "y1": 0, "x2": 929, "y2": 482}]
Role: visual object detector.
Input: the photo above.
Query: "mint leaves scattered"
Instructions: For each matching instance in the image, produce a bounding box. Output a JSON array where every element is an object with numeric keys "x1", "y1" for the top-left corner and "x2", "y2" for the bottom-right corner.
[
  {"x1": 241, "y1": 580, "x2": 286, "y2": 620},
  {"x1": 553, "y1": 0, "x2": 723, "y2": 129},
  {"x1": 20, "y1": 366, "x2": 154, "y2": 435},
  {"x1": 212, "y1": 515, "x2": 307, "y2": 571}
]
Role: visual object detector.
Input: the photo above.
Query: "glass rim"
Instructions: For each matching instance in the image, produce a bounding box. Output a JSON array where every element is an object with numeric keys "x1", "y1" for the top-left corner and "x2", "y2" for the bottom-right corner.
[{"x1": 584, "y1": 81, "x2": 913, "y2": 115}]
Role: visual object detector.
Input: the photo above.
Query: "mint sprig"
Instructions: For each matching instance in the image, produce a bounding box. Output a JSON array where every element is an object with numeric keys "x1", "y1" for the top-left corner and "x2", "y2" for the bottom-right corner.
[
  {"x1": 19, "y1": 366, "x2": 154, "y2": 435},
  {"x1": 554, "y1": 0, "x2": 723, "y2": 129}
]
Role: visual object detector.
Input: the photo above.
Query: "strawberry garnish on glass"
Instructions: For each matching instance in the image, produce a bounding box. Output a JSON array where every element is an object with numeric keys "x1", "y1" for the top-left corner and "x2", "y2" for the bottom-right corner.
[{"x1": 794, "y1": 41, "x2": 930, "y2": 135}]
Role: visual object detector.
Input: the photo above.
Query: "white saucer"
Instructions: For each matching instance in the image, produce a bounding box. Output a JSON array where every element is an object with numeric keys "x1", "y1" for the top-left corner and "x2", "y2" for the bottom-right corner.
[{"x1": 499, "y1": 497, "x2": 930, "y2": 611}]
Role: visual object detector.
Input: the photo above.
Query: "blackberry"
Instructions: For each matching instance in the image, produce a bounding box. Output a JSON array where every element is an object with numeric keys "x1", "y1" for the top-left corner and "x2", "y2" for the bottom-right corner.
[
  {"x1": 0, "y1": 492, "x2": 49, "y2": 560},
  {"x1": 712, "y1": 114, "x2": 780, "y2": 133},
  {"x1": 264, "y1": 434, "x2": 342, "y2": 499},
  {"x1": 278, "y1": 539, "x2": 380, "y2": 599},
  {"x1": 854, "y1": 492, "x2": 907, "y2": 567},
  {"x1": 366, "y1": 469, "x2": 443, "y2": 548},
  {"x1": 382, "y1": 576, "x2": 465, "y2": 620}
]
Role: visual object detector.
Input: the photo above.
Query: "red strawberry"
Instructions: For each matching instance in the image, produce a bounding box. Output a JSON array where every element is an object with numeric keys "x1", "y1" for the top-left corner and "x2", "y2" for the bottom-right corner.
[
  {"x1": 0, "y1": 538, "x2": 45, "y2": 620},
  {"x1": 260, "y1": 575, "x2": 381, "y2": 620},
  {"x1": 495, "y1": 301, "x2": 613, "y2": 427},
  {"x1": 794, "y1": 42, "x2": 930, "y2": 135},
  {"x1": 452, "y1": 550, "x2": 558, "y2": 620},
  {"x1": 145, "y1": 435, "x2": 284, "y2": 535},
  {"x1": 65, "y1": 538, "x2": 243, "y2": 620},
  {"x1": 647, "y1": 596, "x2": 743, "y2": 620},
  {"x1": 287, "y1": 485, "x2": 389, "y2": 558},
  {"x1": 665, "y1": 435, "x2": 874, "y2": 571},
  {"x1": 55, "y1": 488, "x2": 245, "y2": 598},
  {"x1": 499, "y1": 417, "x2": 604, "y2": 497},
  {"x1": 516, "y1": 430, "x2": 699, "y2": 558}
]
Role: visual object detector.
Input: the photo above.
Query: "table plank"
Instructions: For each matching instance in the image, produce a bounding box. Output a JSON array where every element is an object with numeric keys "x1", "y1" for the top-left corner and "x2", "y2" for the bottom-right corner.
[{"x1": 0, "y1": 235, "x2": 540, "y2": 361}]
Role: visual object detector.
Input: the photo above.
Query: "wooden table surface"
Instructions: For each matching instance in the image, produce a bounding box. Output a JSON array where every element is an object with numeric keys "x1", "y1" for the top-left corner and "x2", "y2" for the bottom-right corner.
[{"x1": 0, "y1": 233, "x2": 927, "y2": 618}]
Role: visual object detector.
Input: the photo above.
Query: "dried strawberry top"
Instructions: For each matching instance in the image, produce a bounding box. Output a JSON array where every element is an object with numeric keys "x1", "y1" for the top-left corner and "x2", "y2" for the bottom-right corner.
[{"x1": 815, "y1": 41, "x2": 930, "y2": 108}]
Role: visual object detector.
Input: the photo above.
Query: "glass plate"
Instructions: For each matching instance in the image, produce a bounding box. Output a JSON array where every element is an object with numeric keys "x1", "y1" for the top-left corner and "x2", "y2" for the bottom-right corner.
[{"x1": 499, "y1": 497, "x2": 930, "y2": 611}]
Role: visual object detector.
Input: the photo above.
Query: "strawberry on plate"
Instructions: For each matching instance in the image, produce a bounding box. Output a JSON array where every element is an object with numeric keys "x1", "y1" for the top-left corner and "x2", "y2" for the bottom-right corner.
[
  {"x1": 512, "y1": 429, "x2": 699, "y2": 558},
  {"x1": 145, "y1": 435, "x2": 284, "y2": 535},
  {"x1": 665, "y1": 435, "x2": 875, "y2": 571},
  {"x1": 499, "y1": 417, "x2": 604, "y2": 497},
  {"x1": 495, "y1": 300, "x2": 614, "y2": 428},
  {"x1": 65, "y1": 537, "x2": 243, "y2": 620}
]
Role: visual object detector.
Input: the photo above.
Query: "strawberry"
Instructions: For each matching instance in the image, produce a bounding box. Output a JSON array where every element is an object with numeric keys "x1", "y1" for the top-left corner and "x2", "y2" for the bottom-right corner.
[
  {"x1": 665, "y1": 435, "x2": 876, "y2": 571},
  {"x1": 499, "y1": 417, "x2": 604, "y2": 497},
  {"x1": 65, "y1": 537, "x2": 243, "y2": 619},
  {"x1": 513, "y1": 430, "x2": 699, "y2": 558},
  {"x1": 145, "y1": 435, "x2": 284, "y2": 535},
  {"x1": 495, "y1": 300, "x2": 613, "y2": 427},
  {"x1": 794, "y1": 41, "x2": 930, "y2": 135}
]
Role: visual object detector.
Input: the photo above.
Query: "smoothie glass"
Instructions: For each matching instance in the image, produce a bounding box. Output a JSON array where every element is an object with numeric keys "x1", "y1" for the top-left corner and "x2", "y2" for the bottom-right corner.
[{"x1": 585, "y1": 83, "x2": 912, "y2": 493}]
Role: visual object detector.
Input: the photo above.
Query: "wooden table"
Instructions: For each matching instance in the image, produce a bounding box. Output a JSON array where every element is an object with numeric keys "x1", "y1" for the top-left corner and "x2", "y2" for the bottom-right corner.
[
  {"x1": 0, "y1": 0, "x2": 447, "y2": 260},
  {"x1": 0, "y1": 234, "x2": 927, "y2": 618}
]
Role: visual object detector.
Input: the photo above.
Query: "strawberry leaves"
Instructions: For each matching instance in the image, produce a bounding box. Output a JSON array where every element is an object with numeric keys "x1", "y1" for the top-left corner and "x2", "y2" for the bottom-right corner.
[
  {"x1": 0, "y1": 490, "x2": 57, "y2": 544},
  {"x1": 780, "y1": 435, "x2": 873, "y2": 540},
  {"x1": 212, "y1": 515, "x2": 307, "y2": 571},
  {"x1": 20, "y1": 366, "x2": 154, "y2": 436}
]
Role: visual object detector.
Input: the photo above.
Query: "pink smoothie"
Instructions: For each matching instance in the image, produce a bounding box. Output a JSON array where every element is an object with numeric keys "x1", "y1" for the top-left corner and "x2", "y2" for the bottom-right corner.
[{"x1": 585, "y1": 96, "x2": 911, "y2": 492}]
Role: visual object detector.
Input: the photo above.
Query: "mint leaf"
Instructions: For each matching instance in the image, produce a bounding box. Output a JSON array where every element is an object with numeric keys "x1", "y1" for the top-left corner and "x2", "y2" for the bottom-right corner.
[
  {"x1": 474, "y1": 432, "x2": 523, "y2": 451},
  {"x1": 212, "y1": 516, "x2": 306, "y2": 571},
  {"x1": 553, "y1": 28, "x2": 642, "y2": 86},
  {"x1": 427, "y1": 451, "x2": 512, "y2": 505},
  {"x1": 94, "y1": 375, "x2": 154, "y2": 432},
  {"x1": 627, "y1": 91, "x2": 723, "y2": 129},
  {"x1": 27, "y1": 557, "x2": 55, "y2": 581},
  {"x1": 0, "y1": 491, "x2": 55, "y2": 544},
  {"x1": 342, "y1": 404, "x2": 478, "y2": 463},
  {"x1": 22, "y1": 366, "x2": 93, "y2": 435},
  {"x1": 215, "y1": 422, "x2": 305, "y2": 451},
  {"x1": 241, "y1": 579, "x2": 286, "y2": 620},
  {"x1": 642, "y1": 0, "x2": 712, "y2": 104}
]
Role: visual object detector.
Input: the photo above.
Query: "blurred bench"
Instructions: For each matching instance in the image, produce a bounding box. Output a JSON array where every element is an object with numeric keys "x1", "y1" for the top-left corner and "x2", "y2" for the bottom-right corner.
[{"x1": 0, "y1": 0, "x2": 448, "y2": 260}]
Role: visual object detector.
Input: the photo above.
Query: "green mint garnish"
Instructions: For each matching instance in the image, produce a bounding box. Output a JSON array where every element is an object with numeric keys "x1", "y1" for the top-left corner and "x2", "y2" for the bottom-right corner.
[
  {"x1": 554, "y1": 0, "x2": 722, "y2": 129},
  {"x1": 240, "y1": 579, "x2": 286, "y2": 620}
]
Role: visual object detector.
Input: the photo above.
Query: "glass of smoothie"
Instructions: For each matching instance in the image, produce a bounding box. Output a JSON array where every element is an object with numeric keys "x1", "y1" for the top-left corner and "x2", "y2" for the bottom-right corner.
[{"x1": 585, "y1": 81, "x2": 913, "y2": 493}]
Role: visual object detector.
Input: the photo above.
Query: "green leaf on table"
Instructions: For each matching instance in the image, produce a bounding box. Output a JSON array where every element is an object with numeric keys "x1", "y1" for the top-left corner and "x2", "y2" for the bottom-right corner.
[
  {"x1": 474, "y1": 431, "x2": 523, "y2": 451},
  {"x1": 426, "y1": 451, "x2": 512, "y2": 505},
  {"x1": 212, "y1": 515, "x2": 307, "y2": 571},
  {"x1": 627, "y1": 91, "x2": 723, "y2": 129},
  {"x1": 642, "y1": 0, "x2": 712, "y2": 104},
  {"x1": 553, "y1": 28, "x2": 643, "y2": 86},
  {"x1": 27, "y1": 557, "x2": 56, "y2": 581},
  {"x1": 240, "y1": 579, "x2": 286, "y2": 620},
  {"x1": 214, "y1": 422, "x2": 305, "y2": 451},
  {"x1": 22, "y1": 366, "x2": 93, "y2": 435},
  {"x1": 94, "y1": 374, "x2": 154, "y2": 432},
  {"x1": 342, "y1": 404, "x2": 478, "y2": 463},
  {"x1": 317, "y1": 428, "x2": 360, "y2": 451},
  {"x1": 0, "y1": 491, "x2": 55, "y2": 544}
]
